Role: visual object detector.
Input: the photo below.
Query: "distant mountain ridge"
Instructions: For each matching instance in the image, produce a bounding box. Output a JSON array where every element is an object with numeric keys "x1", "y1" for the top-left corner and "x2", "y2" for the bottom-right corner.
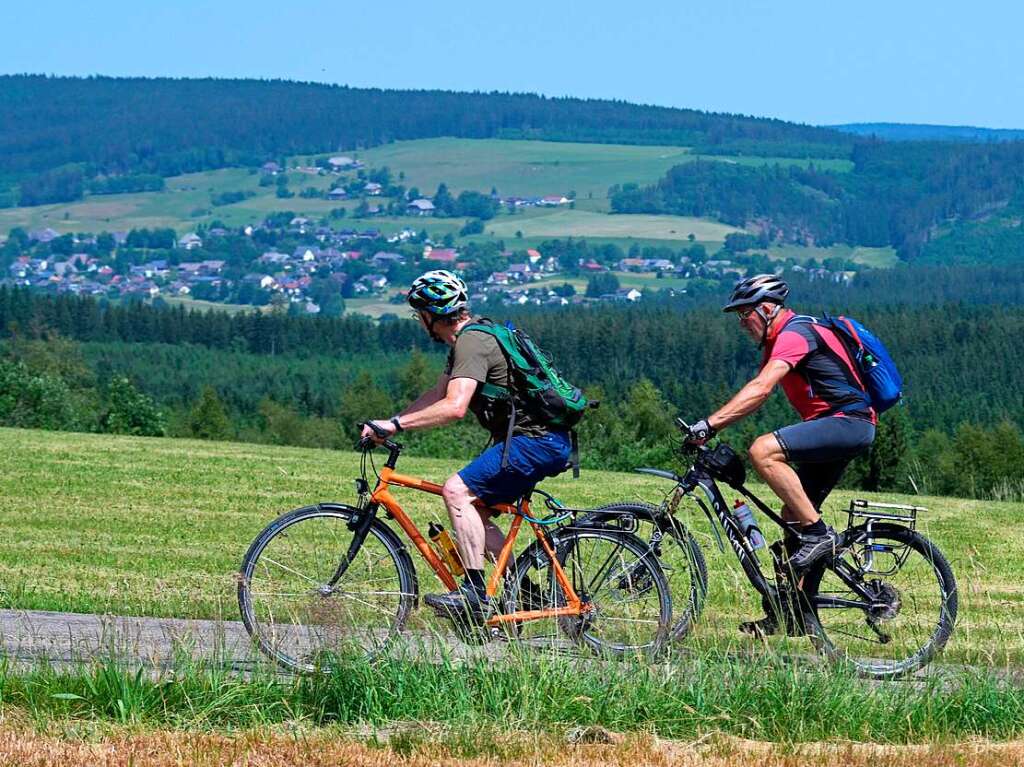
[{"x1": 832, "y1": 122, "x2": 1024, "y2": 142}]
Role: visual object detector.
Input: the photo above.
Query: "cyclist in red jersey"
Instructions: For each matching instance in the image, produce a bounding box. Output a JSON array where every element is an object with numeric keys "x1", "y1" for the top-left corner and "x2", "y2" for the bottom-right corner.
[{"x1": 684, "y1": 274, "x2": 876, "y2": 636}]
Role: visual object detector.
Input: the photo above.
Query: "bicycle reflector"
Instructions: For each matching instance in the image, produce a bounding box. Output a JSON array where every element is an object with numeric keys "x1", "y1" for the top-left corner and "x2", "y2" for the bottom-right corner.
[{"x1": 703, "y1": 444, "x2": 746, "y2": 488}]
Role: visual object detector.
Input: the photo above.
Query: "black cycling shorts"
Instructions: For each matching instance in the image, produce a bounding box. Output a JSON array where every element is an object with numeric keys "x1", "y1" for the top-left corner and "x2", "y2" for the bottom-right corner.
[{"x1": 773, "y1": 416, "x2": 875, "y2": 511}]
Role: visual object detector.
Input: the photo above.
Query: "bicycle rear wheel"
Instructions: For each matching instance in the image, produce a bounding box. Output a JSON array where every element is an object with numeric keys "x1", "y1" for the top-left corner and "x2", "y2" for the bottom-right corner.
[
  {"x1": 238, "y1": 504, "x2": 416, "y2": 672},
  {"x1": 803, "y1": 524, "x2": 957, "y2": 679},
  {"x1": 509, "y1": 527, "x2": 672, "y2": 657}
]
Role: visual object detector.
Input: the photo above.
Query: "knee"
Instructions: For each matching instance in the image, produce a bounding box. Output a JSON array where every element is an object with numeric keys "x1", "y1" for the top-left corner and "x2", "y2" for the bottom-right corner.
[
  {"x1": 748, "y1": 434, "x2": 781, "y2": 469},
  {"x1": 442, "y1": 475, "x2": 470, "y2": 508}
]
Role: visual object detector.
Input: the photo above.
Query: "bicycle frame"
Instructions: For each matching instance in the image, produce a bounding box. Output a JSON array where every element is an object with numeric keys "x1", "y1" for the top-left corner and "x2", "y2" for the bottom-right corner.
[
  {"x1": 365, "y1": 454, "x2": 590, "y2": 628},
  {"x1": 661, "y1": 457, "x2": 892, "y2": 616}
]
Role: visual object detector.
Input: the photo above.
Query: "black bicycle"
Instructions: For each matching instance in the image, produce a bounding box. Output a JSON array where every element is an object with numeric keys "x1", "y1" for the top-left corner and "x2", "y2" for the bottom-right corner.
[{"x1": 589, "y1": 418, "x2": 958, "y2": 679}]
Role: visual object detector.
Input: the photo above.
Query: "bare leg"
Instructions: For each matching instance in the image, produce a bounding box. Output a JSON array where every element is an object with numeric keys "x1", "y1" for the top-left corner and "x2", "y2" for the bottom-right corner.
[
  {"x1": 749, "y1": 434, "x2": 819, "y2": 527},
  {"x1": 481, "y1": 513, "x2": 506, "y2": 563},
  {"x1": 442, "y1": 473, "x2": 487, "y2": 570}
]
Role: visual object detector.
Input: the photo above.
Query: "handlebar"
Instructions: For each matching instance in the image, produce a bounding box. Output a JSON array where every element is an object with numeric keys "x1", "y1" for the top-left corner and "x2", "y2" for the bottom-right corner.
[
  {"x1": 675, "y1": 416, "x2": 709, "y2": 455},
  {"x1": 356, "y1": 421, "x2": 401, "y2": 454}
]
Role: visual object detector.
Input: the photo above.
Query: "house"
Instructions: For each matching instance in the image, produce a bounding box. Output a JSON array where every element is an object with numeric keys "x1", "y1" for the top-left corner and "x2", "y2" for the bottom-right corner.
[
  {"x1": 292, "y1": 246, "x2": 320, "y2": 262},
  {"x1": 262, "y1": 161, "x2": 281, "y2": 174},
  {"x1": 178, "y1": 233, "x2": 203, "y2": 250},
  {"x1": 112, "y1": 231, "x2": 129, "y2": 246},
  {"x1": 364, "y1": 182, "x2": 383, "y2": 196},
  {"x1": 617, "y1": 258, "x2": 647, "y2": 272},
  {"x1": 28, "y1": 228, "x2": 60, "y2": 243},
  {"x1": 423, "y1": 248, "x2": 458, "y2": 263},
  {"x1": 328, "y1": 156, "x2": 357, "y2": 169},
  {"x1": 199, "y1": 260, "x2": 225, "y2": 274},
  {"x1": 243, "y1": 273, "x2": 276, "y2": 289},
  {"x1": 526, "y1": 248, "x2": 542, "y2": 264},
  {"x1": 603, "y1": 288, "x2": 642, "y2": 302},
  {"x1": 540, "y1": 195, "x2": 571, "y2": 206},
  {"x1": 406, "y1": 199, "x2": 436, "y2": 216},
  {"x1": 507, "y1": 263, "x2": 532, "y2": 279},
  {"x1": 290, "y1": 217, "x2": 311, "y2": 228},
  {"x1": 488, "y1": 272, "x2": 510, "y2": 285},
  {"x1": 259, "y1": 251, "x2": 290, "y2": 265},
  {"x1": 581, "y1": 260, "x2": 606, "y2": 272},
  {"x1": 646, "y1": 258, "x2": 674, "y2": 272},
  {"x1": 371, "y1": 251, "x2": 405, "y2": 268},
  {"x1": 327, "y1": 187, "x2": 348, "y2": 200}
]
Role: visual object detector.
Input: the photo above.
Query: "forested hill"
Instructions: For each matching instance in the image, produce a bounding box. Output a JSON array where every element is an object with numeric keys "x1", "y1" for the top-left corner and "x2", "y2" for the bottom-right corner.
[
  {"x1": 833, "y1": 123, "x2": 1024, "y2": 142},
  {"x1": 0, "y1": 75, "x2": 851, "y2": 179}
]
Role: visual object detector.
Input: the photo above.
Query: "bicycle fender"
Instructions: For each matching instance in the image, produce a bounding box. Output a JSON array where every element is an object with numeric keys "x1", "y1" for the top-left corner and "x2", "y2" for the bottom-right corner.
[
  {"x1": 316, "y1": 502, "x2": 421, "y2": 605},
  {"x1": 692, "y1": 496, "x2": 726, "y2": 553}
]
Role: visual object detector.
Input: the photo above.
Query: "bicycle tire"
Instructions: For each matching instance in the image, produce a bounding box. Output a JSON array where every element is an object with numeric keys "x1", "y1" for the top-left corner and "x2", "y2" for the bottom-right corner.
[
  {"x1": 582, "y1": 501, "x2": 709, "y2": 642},
  {"x1": 802, "y1": 523, "x2": 958, "y2": 679},
  {"x1": 507, "y1": 526, "x2": 673, "y2": 657},
  {"x1": 238, "y1": 504, "x2": 417, "y2": 673}
]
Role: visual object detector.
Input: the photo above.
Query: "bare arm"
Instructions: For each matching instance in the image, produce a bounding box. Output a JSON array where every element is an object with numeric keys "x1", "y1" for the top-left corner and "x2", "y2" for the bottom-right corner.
[
  {"x1": 397, "y1": 377, "x2": 477, "y2": 430},
  {"x1": 708, "y1": 359, "x2": 790, "y2": 431},
  {"x1": 362, "y1": 377, "x2": 478, "y2": 440}
]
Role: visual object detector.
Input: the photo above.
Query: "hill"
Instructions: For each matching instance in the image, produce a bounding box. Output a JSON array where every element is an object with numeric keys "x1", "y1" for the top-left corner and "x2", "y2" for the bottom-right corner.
[
  {"x1": 0, "y1": 75, "x2": 853, "y2": 204},
  {"x1": 833, "y1": 122, "x2": 1024, "y2": 142}
]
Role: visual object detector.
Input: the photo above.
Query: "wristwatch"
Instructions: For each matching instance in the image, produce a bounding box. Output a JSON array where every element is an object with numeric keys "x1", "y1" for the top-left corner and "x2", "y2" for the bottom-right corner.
[{"x1": 390, "y1": 416, "x2": 404, "y2": 433}]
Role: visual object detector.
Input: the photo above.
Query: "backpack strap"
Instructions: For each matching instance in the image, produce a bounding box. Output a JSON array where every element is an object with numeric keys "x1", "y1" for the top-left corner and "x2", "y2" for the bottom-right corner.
[
  {"x1": 780, "y1": 314, "x2": 871, "y2": 417},
  {"x1": 458, "y1": 318, "x2": 518, "y2": 468}
]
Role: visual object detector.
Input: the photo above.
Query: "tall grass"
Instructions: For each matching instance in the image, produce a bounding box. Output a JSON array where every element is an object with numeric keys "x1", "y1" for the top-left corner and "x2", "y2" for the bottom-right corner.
[{"x1": 2, "y1": 650, "x2": 1023, "y2": 743}]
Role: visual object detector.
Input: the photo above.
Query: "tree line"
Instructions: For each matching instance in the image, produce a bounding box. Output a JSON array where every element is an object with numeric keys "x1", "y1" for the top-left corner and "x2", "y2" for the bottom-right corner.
[
  {"x1": 0, "y1": 269, "x2": 1022, "y2": 500},
  {"x1": 0, "y1": 75, "x2": 856, "y2": 204},
  {"x1": 610, "y1": 140, "x2": 1024, "y2": 259}
]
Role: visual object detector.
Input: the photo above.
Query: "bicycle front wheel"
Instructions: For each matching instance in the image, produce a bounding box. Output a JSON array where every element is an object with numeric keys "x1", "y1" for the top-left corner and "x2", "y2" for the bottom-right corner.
[
  {"x1": 238, "y1": 504, "x2": 417, "y2": 672},
  {"x1": 803, "y1": 524, "x2": 958, "y2": 679},
  {"x1": 588, "y1": 501, "x2": 708, "y2": 642}
]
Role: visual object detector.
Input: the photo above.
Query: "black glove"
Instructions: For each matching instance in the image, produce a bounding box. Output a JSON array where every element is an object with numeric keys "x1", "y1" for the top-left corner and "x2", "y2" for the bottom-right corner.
[{"x1": 686, "y1": 418, "x2": 717, "y2": 445}]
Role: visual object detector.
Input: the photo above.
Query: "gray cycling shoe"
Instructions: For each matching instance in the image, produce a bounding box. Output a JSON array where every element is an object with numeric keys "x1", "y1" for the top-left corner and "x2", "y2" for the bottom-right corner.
[
  {"x1": 788, "y1": 525, "x2": 841, "y2": 570},
  {"x1": 424, "y1": 582, "x2": 492, "y2": 624}
]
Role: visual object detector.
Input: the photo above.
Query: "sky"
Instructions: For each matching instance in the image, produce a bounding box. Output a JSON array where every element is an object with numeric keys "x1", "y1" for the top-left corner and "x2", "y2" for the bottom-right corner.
[{"x1": 2, "y1": 0, "x2": 1022, "y2": 128}]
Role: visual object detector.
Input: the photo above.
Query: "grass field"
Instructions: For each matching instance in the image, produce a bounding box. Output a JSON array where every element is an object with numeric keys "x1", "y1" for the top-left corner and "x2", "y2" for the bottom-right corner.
[
  {"x1": 0, "y1": 138, "x2": 852, "y2": 239},
  {"x1": 0, "y1": 427, "x2": 1018, "y2": 667},
  {"x1": 486, "y1": 208, "x2": 743, "y2": 242}
]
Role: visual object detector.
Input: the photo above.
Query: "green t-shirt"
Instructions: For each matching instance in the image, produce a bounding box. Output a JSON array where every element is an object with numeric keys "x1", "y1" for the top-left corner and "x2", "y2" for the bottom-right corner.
[{"x1": 445, "y1": 326, "x2": 549, "y2": 441}]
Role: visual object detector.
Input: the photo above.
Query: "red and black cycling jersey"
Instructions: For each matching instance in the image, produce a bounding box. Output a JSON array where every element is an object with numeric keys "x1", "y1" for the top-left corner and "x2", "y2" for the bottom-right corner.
[{"x1": 763, "y1": 308, "x2": 877, "y2": 424}]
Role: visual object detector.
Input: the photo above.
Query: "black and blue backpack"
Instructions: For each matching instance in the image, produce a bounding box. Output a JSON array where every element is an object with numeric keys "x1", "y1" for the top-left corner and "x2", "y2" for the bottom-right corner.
[{"x1": 786, "y1": 314, "x2": 903, "y2": 414}]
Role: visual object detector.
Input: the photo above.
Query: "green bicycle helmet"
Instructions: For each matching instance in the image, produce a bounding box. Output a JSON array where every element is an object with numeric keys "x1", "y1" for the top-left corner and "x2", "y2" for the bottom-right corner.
[{"x1": 408, "y1": 270, "x2": 469, "y2": 316}]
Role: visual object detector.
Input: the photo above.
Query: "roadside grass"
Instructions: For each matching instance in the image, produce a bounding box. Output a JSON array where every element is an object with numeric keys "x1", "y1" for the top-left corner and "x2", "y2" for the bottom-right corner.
[
  {"x1": 0, "y1": 427, "x2": 1020, "y2": 665},
  {"x1": 2, "y1": 649, "x2": 1024, "y2": 744}
]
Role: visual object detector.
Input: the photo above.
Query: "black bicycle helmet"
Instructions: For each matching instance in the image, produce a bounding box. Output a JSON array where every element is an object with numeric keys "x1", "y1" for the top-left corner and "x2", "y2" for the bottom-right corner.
[{"x1": 722, "y1": 274, "x2": 790, "y2": 312}]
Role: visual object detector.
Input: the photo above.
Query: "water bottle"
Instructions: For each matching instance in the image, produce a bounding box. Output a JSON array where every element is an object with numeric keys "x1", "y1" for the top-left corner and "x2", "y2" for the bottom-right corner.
[
  {"x1": 428, "y1": 522, "x2": 465, "y2": 576},
  {"x1": 732, "y1": 499, "x2": 766, "y2": 550}
]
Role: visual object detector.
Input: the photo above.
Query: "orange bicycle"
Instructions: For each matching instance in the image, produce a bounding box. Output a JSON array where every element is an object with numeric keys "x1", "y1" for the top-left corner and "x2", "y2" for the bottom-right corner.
[{"x1": 238, "y1": 432, "x2": 673, "y2": 672}]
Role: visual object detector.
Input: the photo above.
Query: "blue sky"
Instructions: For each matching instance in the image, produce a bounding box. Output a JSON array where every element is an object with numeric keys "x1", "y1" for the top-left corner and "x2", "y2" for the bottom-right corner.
[{"x1": 2, "y1": 0, "x2": 1021, "y2": 128}]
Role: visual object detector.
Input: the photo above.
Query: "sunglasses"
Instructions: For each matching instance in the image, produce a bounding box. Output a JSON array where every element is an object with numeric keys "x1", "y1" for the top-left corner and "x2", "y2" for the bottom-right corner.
[{"x1": 737, "y1": 307, "x2": 757, "y2": 320}]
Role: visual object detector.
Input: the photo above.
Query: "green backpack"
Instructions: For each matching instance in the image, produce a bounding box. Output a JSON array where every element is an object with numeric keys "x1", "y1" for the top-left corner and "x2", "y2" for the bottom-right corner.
[{"x1": 458, "y1": 318, "x2": 592, "y2": 476}]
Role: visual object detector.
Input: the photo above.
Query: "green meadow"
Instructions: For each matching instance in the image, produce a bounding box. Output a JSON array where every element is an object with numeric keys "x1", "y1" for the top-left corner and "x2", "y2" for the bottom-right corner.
[
  {"x1": 0, "y1": 427, "x2": 1017, "y2": 667},
  {"x1": 0, "y1": 138, "x2": 852, "y2": 243}
]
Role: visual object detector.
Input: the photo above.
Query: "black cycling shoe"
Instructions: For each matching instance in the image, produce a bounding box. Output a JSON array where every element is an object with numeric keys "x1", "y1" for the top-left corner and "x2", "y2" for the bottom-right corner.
[
  {"x1": 738, "y1": 615, "x2": 778, "y2": 638},
  {"x1": 788, "y1": 525, "x2": 841, "y2": 570},
  {"x1": 424, "y1": 582, "x2": 491, "y2": 624}
]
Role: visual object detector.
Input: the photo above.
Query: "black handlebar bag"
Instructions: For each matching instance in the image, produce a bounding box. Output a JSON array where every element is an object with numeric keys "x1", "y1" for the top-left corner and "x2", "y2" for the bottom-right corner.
[{"x1": 703, "y1": 444, "x2": 747, "y2": 488}]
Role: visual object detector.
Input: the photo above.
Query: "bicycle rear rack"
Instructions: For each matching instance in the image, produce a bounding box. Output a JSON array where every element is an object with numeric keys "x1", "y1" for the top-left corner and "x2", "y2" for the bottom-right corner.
[{"x1": 847, "y1": 499, "x2": 927, "y2": 532}]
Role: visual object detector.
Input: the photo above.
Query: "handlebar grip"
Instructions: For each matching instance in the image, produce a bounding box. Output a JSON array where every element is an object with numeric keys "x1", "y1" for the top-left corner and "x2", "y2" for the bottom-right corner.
[
  {"x1": 360, "y1": 420, "x2": 389, "y2": 438},
  {"x1": 675, "y1": 417, "x2": 691, "y2": 432}
]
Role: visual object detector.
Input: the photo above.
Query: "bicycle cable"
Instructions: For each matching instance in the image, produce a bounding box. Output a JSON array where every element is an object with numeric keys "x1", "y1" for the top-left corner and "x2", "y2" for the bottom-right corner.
[{"x1": 514, "y1": 495, "x2": 572, "y2": 525}]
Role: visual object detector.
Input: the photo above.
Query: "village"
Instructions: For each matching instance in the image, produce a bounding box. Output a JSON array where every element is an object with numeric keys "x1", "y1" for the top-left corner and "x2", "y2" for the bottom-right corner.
[{"x1": 1, "y1": 212, "x2": 857, "y2": 315}]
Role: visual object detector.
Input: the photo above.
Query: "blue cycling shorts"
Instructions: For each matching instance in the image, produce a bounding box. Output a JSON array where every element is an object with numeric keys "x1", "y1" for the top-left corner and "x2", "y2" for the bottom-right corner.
[{"x1": 459, "y1": 432, "x2": 571, "y2": 506}]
